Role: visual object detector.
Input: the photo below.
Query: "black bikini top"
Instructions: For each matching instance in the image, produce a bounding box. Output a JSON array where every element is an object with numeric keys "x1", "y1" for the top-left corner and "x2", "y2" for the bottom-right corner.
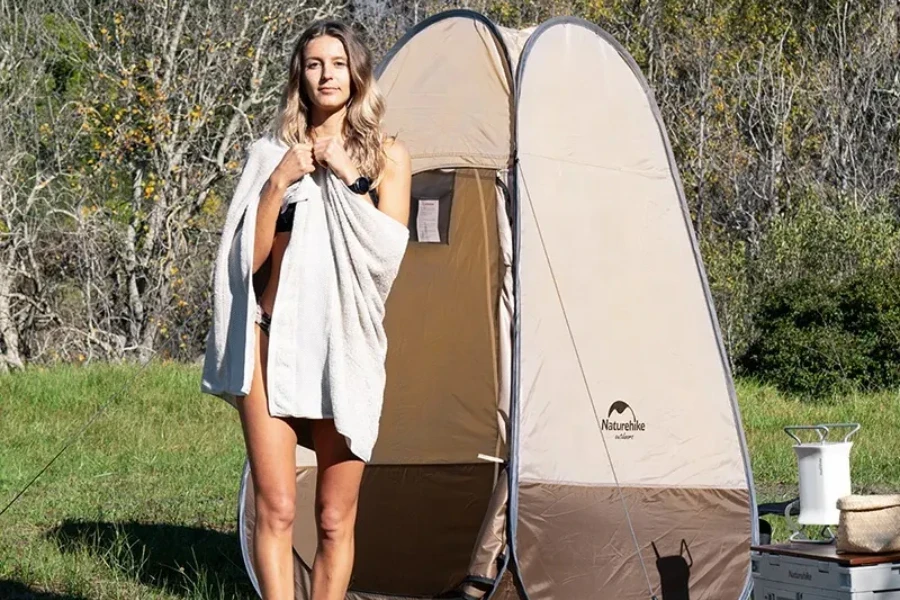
[{"x1": 275, "y1": 188, "x2": 379, "y2": 233}]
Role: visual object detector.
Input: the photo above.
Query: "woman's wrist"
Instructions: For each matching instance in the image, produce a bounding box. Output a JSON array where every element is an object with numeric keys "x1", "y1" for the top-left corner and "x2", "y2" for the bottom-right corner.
[
  {"x1": 268, "y1": 171, "x2": 289, "y2": 191},
  {"x1": 337, "y1": 164, "x2": 361, "y2": 187}
]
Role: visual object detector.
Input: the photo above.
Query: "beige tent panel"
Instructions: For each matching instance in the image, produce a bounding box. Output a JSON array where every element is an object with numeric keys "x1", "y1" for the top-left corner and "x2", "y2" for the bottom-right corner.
[
  {"x1": 377, "y1": 15, "x2": 514, "y2": 174},
  {"x1": 513, "y1": 17, "x2": 754, "y2": 600},
  {"x1": 517, "y1": 171, "x2": 746, "y2": 487},
  {"x1": 516, "y1": 21, "x2": 748, "y2": 489},
  {"x1": 496, "y1": 24, "x2": 534, "y2": 75}
]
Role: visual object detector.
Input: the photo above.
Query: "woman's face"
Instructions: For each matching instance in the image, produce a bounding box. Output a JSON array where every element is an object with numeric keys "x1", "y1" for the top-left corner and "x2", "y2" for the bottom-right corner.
[{"x1": 302, "y1": 35, "x2": 352, "y2": 113}]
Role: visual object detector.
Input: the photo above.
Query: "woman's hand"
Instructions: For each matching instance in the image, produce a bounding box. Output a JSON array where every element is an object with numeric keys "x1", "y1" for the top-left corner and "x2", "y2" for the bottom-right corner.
[
  {"x1": 313, "y1": 137, "x2": 360, "y2": 185},
  {"x1": 271, "y1": 143, "x2": 315, "y2": 188}
]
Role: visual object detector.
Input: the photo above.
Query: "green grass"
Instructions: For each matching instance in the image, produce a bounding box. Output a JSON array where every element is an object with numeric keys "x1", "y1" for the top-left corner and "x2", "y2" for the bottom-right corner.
[
  {"x1": 738, "y1": 379, "x2": 900, "y2": 499},
  {"x1": 737, "y1": 379, "x2": 900, "y2": 544},
  {"x1": 0, "y1": 362, "x2": 250, "y2": 599},
  {"x1": 1, "y1": 364, "x2": 899, "y2": 598}
]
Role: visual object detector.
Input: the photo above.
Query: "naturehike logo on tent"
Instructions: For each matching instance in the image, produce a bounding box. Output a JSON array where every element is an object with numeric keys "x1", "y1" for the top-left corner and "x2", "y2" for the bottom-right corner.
[{"x1": 601, "y1": 401, "x2": 646, "y2": 440}]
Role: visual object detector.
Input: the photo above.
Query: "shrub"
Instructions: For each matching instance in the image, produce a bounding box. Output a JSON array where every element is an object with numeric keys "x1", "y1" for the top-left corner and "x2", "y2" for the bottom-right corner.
[{"x1": 738, "y1": 266, "x2": 900, "y2": 398}]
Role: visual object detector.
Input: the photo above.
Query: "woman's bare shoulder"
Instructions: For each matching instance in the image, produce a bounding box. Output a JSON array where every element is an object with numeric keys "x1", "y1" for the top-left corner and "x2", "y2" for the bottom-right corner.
[
  {"x1": 381, "y1": 135, "x2": 410, "y2": 166},
  {"x1": 375, "y1": 135, "x2": 411, "y2": 225}
]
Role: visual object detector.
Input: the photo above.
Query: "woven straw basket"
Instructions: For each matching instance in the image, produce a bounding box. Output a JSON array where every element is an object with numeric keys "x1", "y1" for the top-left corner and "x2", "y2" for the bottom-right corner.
[{"x1": 837, "y1": 494, "x2": 900, "y2": 553}]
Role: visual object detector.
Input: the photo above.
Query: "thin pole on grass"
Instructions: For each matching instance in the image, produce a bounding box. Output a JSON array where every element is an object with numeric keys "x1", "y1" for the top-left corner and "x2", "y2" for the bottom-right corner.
[{"x1": 0, "y1": 351, "x2": 158, "y2": 518}]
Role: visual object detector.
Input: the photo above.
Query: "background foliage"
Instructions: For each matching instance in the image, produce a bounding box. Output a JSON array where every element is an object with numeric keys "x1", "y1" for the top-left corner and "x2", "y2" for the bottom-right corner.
[{"x1": 2, "y1": 0, "x2": 898, "y2": 396}]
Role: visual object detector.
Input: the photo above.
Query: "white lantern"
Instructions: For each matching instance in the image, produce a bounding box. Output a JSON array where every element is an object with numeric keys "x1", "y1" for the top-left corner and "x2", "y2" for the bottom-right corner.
[{"x1": 783, "y1": 423, "x2": 859, "y2": 543}]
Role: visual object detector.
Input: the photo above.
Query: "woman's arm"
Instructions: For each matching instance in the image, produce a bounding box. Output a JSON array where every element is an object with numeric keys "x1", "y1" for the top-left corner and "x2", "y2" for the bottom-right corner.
[
  {"x1": 252, "y1": 175, "x2": 287, "y2": 273},
  {"x1": 252, "y1": 143, "x2": 315, "y2": 272},
  {"x1": 376, "y1": 138, "x2": 411, "y2": 227}
]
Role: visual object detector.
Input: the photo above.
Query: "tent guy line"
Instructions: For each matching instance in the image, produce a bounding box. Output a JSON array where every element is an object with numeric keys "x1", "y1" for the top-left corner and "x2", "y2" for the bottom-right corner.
[
  {"x1": 0, "y1": 348, "x2": 158, "y2": 519},
  {"x1": 0, "y1": 304, "x2": 213, "y2": 519}
]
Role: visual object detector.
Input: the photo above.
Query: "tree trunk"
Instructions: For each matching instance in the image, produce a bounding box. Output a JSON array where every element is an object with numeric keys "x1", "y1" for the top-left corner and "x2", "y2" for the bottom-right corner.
[{"x1": 0, "y1": 255, "x2": 23, "y2": 371}]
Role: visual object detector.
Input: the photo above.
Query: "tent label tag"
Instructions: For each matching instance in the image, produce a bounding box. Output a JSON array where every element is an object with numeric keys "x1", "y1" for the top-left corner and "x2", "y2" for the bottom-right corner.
[{"x1": 416, "y1": 199, "x2": 441, "y2": 243}]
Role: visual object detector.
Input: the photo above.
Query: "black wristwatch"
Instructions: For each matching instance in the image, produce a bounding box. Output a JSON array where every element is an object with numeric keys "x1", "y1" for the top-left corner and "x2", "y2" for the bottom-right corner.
[{"x1": 347, "y1": 176, "x2": 371, "y2": 195}]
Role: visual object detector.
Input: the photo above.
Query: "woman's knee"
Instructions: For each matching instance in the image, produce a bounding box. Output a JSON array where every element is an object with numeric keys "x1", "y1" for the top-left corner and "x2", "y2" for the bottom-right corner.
[
  {"x1": 310, "y1": 419, "x2": 364, "y2": 543},
  {"x1": 316, "y1": 497, "x2": 357, "y2": 542},
  {"x1": 257, "y1": 489, "x2": 296, "y2": 532}
]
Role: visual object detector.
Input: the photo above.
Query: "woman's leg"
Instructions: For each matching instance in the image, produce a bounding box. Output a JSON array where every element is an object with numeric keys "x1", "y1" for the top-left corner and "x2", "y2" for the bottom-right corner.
[
  {"x1": 237, "y1": 322, "x2": 297, "y2": 600},
  {"x1": 310, "y1": 420, "x2": 365, "y2": 600}
]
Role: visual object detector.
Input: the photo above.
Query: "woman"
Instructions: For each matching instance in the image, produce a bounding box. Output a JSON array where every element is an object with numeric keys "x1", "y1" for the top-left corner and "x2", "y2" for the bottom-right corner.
[{"x1": 242, "y1": 20, "x2": 410, "y2": 600}]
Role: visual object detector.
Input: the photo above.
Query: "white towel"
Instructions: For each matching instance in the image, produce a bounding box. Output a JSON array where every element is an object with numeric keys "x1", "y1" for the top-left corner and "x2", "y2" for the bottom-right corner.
[{"x1": 200, "y1": 135, "x2": 409, "y2": 462}]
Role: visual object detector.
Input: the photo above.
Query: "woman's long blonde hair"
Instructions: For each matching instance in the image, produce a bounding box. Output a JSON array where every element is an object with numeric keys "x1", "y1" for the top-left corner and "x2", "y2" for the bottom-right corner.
[{"x1": 273, "y1": 20, "x2": 387, "y2": 183}]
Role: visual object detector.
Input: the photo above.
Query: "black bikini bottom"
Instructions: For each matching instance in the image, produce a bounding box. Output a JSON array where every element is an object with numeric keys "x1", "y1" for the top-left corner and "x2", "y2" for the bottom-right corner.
[{"x1": 255, "y1": 304, "x2": 272, "y2": 336}]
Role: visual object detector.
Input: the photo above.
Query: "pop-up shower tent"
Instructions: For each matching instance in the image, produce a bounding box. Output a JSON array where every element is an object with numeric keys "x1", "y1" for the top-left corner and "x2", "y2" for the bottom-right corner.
[{"x1": 237, "y1": 10, "x2": 758, "y2": 600}]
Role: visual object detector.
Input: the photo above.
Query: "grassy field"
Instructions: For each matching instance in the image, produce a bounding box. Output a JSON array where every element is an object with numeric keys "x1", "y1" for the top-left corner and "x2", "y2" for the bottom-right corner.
[
  {"x1": 739, "y1": 380, "x2": 900, "y2": 498},
  {"x1": 1, "y1": 363, "x2": 899, "y2": 599},
  {"x1": 0, "y1": 362, "x2": 249, "y2": 599}
]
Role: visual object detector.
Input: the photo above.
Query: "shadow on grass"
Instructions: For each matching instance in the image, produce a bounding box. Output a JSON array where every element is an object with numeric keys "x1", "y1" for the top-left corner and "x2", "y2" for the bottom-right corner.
[
  {"x1": 0, "y1": 580, "x2": 89, "y2": 600},
  {"x1": 44, "y1": 520, "x2": 255, "y2": 599}
]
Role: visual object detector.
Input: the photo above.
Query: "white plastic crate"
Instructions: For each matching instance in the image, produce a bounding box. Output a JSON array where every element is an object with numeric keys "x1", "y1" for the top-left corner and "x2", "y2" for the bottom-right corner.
[
  {"x1": 753, "y1": 577, "x2": 900, "y2": 600},
  {"x1": 752, "y1": 545, "x2": 900, "y2": 600}
]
